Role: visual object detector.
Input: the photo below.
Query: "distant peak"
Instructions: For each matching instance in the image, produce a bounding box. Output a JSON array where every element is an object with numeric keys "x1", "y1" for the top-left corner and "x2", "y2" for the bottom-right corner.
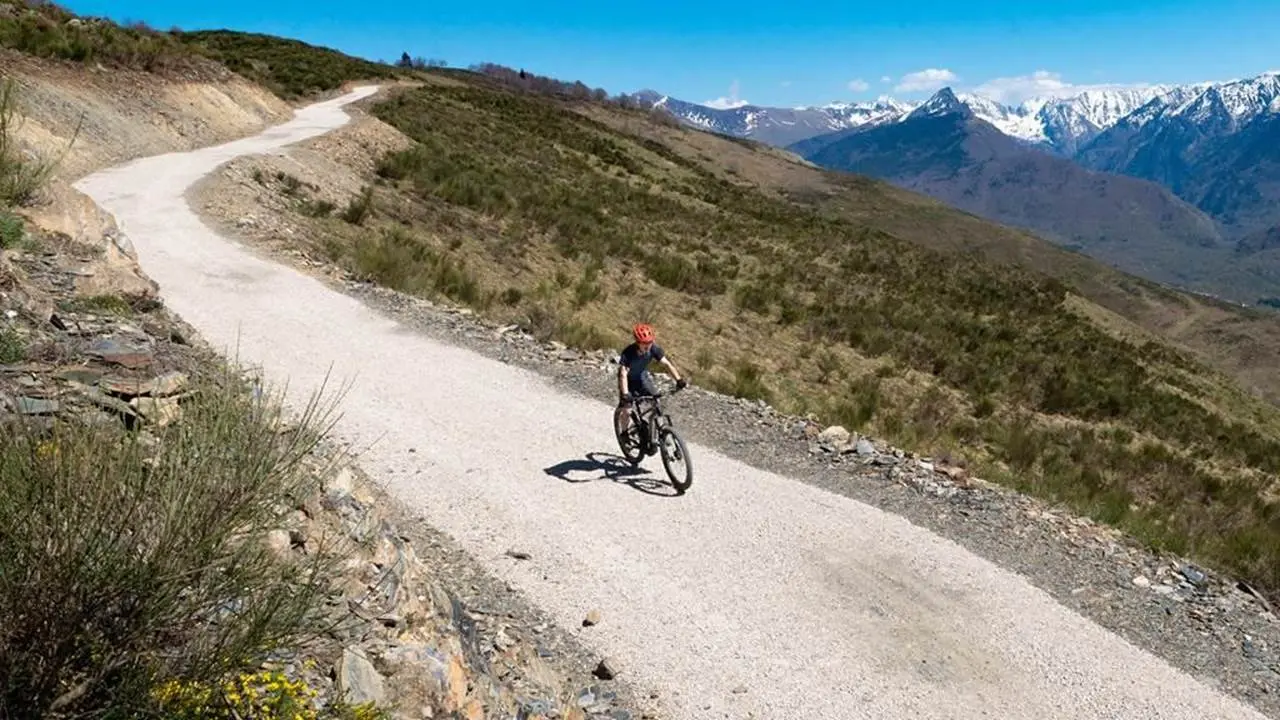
[
  {"x1": 908, "y1": 87, "x2": 973, "y2": 119},
  {"x1": 630, "y1": 89, "x2": 666, "y2": 106}
]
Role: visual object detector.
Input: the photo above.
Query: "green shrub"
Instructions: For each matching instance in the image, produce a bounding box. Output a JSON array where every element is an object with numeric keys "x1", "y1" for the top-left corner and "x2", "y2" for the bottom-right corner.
[
  {"x1": 0, "y1": 211, "x2": 23, "y2": 247},
  {"x1": 0, "y1": 365, "x2": 342, "y2": 718},
  {"x1": 0, "y1": 77, "x2": 74, "y2": 208},
  {"x1": 342, "y1": 185, "x2": 374, "y2": 225}
]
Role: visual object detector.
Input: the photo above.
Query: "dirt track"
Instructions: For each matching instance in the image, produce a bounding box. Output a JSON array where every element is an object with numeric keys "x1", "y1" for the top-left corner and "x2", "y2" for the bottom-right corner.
[{"x1": 75, "y1": 85, "x2": 1273, "y2": 720}]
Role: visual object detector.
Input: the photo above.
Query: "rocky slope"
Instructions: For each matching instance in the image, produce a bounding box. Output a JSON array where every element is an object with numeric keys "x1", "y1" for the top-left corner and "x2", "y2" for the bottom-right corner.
[{"x1": 186, "y1": 100, "x2": 1280, "y2": 718}]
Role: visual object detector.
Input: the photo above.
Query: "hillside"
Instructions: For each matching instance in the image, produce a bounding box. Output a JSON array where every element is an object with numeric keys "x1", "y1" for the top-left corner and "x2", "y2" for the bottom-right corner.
[
  {"x1": 179, "y1": 61, "x2": 1280, "y2": 603},
  {"x1": 786, "y1": 90, "x2": 1249, "y2": 296},
  {"x1": 0, "y1": 1, "x2": 413, "y2": 105}
]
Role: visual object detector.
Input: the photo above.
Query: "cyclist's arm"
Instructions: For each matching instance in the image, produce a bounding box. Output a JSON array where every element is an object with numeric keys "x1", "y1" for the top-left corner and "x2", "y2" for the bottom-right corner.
[
  {"x1": 658, "y1": 356, "x2": 683, "y2": 382},
  {"x1": 617, "y1": 358, "x2": 630, "y2": 396}
]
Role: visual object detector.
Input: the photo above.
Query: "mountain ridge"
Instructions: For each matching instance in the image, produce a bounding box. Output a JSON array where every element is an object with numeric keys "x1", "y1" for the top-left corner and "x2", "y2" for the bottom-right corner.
[
  {"x1": 638, "y1": 72, "x2": 1275, "y2": 158},
  {"x1": 654, "y1": 73, "x2": 1280, "y2": 304},
  {"x1": 788, "y1": 99, "x2": 1231, "y2": 290}
]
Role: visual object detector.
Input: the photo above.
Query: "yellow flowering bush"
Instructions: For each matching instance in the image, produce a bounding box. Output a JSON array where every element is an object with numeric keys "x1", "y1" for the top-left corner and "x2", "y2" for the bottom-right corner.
[
  {"x1": 150, "y1": 671, "x2": 391, "y2": 720},
  {"x1": 151, "y1": 671, "x2": 318, "y2": 720}
]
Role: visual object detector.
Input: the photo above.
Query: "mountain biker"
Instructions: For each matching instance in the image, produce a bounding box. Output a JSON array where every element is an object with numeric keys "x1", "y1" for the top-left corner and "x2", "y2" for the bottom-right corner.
[{"x1": 616, "y1": 323, "x2": 687, "y2": 449}]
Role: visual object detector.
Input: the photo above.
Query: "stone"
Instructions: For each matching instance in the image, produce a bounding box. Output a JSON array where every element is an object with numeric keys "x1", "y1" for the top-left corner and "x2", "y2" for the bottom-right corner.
[
  {"x1": 819, "y1": 422, "x2": 849, "y2": 445},
  {"x1": 13, "y1": 395, "x2": 58, "y2": 414},
  {"x1": 446, "y1": 653, "x2": 468, "y2": 709},
  {"x1": 75, "y1": 384, "x2": 139, "y2": 419},
  {"x1": 101, "y1": 370, "x2": 188, "y2": 398},
  {"x1": 336, "y1": 646, "x2": 387, "y2": 706},
  {"x1": 87, "y1": 335, "x2": 153, "y2": 368},
  {"x1": 493, "y1": 626, "x2": 517, "y2": 651},
  {"x1": 130, "y1": 396, "x2": 182, "y2": 426},
  {"x1": 855, "y1": 438, "x2": 876, "y2": 456},
  {"x1": 593, "y1": 658, "x2": 618, "y2": 680},
  {"x1": 1132, "y1": 576, "x2": 1152, "y2": 589},
  {"x1": 1181, "y1": 565, "x2": 1208, "y2": 587},
  {"x1": 326, "y1": 466, "x2": 357, "y2": 499},
  {"x1": 265, "y1": 529, "x2": 292, "y2": 559},
  {"x1": 53, "y1": 366, "x2": 104, "y2": 385},
  {"x1": 583, "y1": 609, "x2": 602, "y2": 627}
]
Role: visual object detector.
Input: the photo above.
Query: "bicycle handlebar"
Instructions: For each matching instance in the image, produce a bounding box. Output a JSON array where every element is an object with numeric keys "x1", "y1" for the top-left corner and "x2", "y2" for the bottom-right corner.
[{"x1": 633, "y1": 384, "x2": 687, "y2": 400}]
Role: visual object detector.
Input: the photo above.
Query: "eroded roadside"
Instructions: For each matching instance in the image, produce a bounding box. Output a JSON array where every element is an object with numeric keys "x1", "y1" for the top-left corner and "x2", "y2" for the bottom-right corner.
[{"x1": 186, "y1": 105, "x2": 1280, "y2": 719}]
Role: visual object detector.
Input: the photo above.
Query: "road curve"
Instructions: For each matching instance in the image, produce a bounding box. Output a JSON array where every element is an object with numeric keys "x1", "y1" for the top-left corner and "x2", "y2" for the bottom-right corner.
[{"x1": 75, "y1": 86, "x2": 1270, "y2": 720}]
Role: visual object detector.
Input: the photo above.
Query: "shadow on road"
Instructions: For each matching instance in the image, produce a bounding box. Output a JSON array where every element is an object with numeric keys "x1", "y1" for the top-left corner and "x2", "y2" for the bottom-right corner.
[{"x1": 543, "y1": 451, "x2": 681, "y2": 498}]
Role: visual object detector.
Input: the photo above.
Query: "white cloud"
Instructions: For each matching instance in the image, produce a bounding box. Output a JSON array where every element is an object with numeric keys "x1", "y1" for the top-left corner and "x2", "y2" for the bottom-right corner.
[
  {"x1": 971, "y1": 70, "x2": 1154, "y2": 104},
  {"x1": 880, "y1": 76, "x2": 892, "y2": 84},
  {"x1": 847, "y1": 78, "x2": 870, "y2": 92},
  {"x1": 894, "y1": 68, "x2": 959, "y2": 93},
  {"x1": 704, "y1": 79, "x2": 748, "y2": 109}
]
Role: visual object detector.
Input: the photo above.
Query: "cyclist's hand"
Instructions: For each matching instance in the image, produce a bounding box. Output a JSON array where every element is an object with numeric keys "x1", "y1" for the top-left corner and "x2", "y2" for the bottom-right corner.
[
  {"x1": 619, "y1": 392, "x2": 632, "y2": 404},
  {"x1": 676, "y1": 378, "x2": 688, "y2": 390}
]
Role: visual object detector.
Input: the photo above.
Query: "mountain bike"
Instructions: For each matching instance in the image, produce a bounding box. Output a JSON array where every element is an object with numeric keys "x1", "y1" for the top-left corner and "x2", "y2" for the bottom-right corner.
[{"x1": 613, "y1": 384, "x2": 693, "y2": 494}]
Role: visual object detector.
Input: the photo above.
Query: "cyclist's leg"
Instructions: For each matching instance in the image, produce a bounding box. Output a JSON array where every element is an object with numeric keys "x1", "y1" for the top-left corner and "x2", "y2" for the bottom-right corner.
[{"x1": 632, "y1": 374, "x2": 659, "y2": 452}]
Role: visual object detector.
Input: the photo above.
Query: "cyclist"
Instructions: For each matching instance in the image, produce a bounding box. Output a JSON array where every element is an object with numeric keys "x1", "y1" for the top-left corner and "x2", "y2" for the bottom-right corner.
[{"x1": 616, "y1": 323, "x2": 687, "y2": 452}]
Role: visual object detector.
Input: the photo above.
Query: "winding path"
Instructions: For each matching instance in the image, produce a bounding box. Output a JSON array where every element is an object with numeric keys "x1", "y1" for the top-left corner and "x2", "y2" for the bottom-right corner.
[{"x1": 75, "y1": 86, "x2": 1270, "y2": 720}]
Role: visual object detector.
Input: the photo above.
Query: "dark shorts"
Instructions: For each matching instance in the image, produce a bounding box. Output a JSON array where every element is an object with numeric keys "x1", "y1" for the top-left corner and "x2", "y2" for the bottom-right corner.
[{"x1": 628, "y1": 372, "x2": 658, "y2": 397}]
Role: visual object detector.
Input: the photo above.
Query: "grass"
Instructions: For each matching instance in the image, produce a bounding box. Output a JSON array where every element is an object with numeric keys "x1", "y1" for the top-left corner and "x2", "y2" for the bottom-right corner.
[
  {"x1": 57, "y1": 293, "x2": 135, "y2": 316},
  {"x1": 0, "y1": 0, "x2": 207, "y2": 74},
  {"x1": 0, "y1": 75, "x2": 71, "y2": 207},
  {"x1": 261, "y1": 74, "x2": 1280, "y2": 603},
  {"x1": 175, "y1": 30, "x2": 405, "y2": 100},
  {"x1": 0, "y1": 363, "x2": 347, "y2": 719},
  {"x1": 0, "y1": 3, "x2": 410, "y2": 100}
]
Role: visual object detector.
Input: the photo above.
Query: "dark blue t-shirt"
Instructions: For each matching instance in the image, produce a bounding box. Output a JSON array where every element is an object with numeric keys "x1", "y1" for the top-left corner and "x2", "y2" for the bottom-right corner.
[{"x1": 618, "y1": 342, "x2": 664, "y2": 385}]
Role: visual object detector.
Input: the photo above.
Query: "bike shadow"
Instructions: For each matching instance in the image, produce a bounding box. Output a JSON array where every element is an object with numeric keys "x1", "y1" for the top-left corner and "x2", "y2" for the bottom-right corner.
[{"x1": 543, "y1": 451, "x2": 682, "y2": 498}]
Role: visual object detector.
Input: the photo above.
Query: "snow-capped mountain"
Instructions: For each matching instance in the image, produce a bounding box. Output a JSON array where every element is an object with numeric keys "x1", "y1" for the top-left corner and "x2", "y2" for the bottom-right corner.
[
  {"x1": 638, "y1": 82, "x2": 1219, "y2": 156},
  {"x1": 641, "y1": 70, "x2": 1280, "y2": 242},
  {"x1": 631, "y1": 90, "x2": 916, "y2": 148},
  {"x1": 1075, "y1": 72, "x2": 1280, "y2": 238}
]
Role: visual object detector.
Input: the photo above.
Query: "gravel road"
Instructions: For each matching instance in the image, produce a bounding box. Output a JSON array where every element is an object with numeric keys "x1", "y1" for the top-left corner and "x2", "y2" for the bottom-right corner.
[{"x1": 75, "y1": 85, "x2": 1273, "y2": 720}]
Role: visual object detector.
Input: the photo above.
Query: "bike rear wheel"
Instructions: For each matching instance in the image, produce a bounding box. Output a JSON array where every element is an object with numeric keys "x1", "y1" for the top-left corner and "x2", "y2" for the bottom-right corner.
[{"x1": 658, "y1": 426, "x2": 693, "y2": 494}]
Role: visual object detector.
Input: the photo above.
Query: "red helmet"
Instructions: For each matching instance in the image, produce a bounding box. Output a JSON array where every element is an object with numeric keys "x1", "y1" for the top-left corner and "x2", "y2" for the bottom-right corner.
[{"x1": 632, "y1": 323, "x2": 655, "y2": 343}]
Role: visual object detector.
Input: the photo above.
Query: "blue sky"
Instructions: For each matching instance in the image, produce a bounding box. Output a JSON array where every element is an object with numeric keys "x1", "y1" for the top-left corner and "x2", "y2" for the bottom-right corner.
[{"x1": 63, "y1": 0, "x2": 1280, "y2": 108}]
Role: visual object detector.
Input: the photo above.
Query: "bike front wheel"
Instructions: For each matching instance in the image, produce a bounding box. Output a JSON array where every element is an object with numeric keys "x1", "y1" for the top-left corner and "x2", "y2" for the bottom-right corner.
[
  {"x1": 614, "y1": 406, "x2": 644, "y2": 466},
  {"x1": 658, "y1": 426, "x2": 693, "y2": 494}
]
